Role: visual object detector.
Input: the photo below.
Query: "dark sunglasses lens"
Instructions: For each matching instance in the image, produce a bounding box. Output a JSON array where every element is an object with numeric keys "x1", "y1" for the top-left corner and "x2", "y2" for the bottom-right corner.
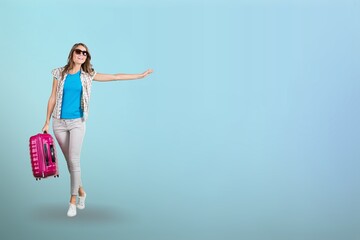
[{"x1": 74, "y1": 49, "x2": 87, "y2": 56}]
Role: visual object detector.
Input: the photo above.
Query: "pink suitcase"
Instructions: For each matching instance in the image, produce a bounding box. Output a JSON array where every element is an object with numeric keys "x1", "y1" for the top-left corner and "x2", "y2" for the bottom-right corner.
[{"x1": 29, "y1": 132, "x2": 59, "y2": 180}]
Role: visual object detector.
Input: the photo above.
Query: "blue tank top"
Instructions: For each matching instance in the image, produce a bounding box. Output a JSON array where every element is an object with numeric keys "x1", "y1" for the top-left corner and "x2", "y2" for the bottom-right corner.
[{"x1": 60, "y1": 70, "x2": 83, "y2": 119}]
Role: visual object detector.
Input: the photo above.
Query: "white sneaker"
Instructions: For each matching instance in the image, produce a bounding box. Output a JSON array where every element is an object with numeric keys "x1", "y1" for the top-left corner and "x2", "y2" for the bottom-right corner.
[
  {"x1": 67, "y1": 203, "x2": 77, "y2": 217},
  {"x1": 77, "y1": 193, "x2": 87, "y2": 210}
]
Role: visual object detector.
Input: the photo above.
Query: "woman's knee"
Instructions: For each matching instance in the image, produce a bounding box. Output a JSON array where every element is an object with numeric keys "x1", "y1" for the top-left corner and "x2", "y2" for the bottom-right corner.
[{"x1": 68, "y1": 159, "x2": 81, "y2": 171}]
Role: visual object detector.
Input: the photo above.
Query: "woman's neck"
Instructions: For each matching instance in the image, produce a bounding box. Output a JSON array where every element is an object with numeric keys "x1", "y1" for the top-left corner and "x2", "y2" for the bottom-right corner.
[{"x1": 69, "y1": 64, "x2": 81, "y2": 74}]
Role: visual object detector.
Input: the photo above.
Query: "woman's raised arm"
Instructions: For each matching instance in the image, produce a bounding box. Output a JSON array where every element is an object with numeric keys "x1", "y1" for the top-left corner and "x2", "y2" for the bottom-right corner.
[{"x1": 93, "y1": 69, "x2": 153, "y2": 82}]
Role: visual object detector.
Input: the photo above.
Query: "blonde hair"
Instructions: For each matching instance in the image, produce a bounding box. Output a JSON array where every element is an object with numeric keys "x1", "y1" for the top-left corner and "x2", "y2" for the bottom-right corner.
[{"x1": 61, "y1": 43, "x2": 94, "y2": 80}]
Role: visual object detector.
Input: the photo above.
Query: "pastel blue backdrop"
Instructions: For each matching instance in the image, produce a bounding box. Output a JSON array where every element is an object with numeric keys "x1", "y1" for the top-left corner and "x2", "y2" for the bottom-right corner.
[{"x1": 0, "y1": 0, "x2": 359, "y2": 239}]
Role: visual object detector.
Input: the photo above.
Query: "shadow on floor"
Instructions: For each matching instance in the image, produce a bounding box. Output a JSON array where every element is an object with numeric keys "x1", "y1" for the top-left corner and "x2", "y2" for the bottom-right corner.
[{"x1": 32, "y1": 203, "x2": 131, "y2": 224}]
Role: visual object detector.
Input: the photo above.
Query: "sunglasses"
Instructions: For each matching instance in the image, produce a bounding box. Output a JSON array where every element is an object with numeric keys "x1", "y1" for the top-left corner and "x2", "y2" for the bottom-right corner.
[{"x1": 74, "y1": 49, "x2": 88, "y2": 56}]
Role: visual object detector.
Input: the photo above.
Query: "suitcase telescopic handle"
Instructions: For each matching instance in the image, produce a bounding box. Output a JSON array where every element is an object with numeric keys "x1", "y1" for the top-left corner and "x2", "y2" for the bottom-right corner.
[
  {"x1": 50, "y1": 144, "x2": 56, "y2": 163},
  {"x1": 43, "y1": 143, "x2": 49, "y2": 166}
]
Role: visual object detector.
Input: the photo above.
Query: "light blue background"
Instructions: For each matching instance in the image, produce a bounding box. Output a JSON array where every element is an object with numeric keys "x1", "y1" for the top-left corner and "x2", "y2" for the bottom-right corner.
[{"x1": 0, "y1": 0, "x2": 359, "y2": 239}]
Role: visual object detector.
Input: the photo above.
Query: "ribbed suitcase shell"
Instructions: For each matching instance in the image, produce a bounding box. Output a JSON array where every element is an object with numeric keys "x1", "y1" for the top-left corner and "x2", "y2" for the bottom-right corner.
[{"x1": 29, "y1": 133, "x2": 59, "y2": 180}]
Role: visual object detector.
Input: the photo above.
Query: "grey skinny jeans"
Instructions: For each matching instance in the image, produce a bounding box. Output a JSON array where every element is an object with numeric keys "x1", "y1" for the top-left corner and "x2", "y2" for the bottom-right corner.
[{"x1": 52, "y1": 118, "x2": 86, "y2": 195}]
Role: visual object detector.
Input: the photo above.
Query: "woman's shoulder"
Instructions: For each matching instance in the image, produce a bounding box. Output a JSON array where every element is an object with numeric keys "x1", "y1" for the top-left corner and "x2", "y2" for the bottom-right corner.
[
  {"x1": 52, "y1": 66, "x2": 65, "y2": 72},
  {"x1": 82, "y1": 68, "x2": 97, "y2": 79},
  {"x1": 51, "y1": 67, "x2": 65, "y2": 80}
]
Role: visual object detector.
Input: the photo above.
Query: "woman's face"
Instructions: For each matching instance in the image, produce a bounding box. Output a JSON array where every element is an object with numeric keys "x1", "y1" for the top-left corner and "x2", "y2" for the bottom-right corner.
[{"x1": 72, "y1": 45, "x2": 88, "y2": 65}]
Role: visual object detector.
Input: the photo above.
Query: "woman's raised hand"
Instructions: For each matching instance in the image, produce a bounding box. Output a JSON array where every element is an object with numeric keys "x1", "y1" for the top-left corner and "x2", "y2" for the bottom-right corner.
[{"x1": 141, "y1": 69, "x2": 154, "y2": 78}]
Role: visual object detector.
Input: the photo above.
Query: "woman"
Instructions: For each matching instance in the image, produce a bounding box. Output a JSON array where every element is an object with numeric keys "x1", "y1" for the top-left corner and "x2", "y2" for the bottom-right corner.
[{"x1": 41, "y1": 43, "x2": 153, "y2": 217}]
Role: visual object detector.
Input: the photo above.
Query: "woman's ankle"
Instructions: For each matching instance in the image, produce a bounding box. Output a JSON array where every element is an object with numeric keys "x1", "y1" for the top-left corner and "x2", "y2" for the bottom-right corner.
[
  {"x1": 78, "y1": 188, "x2": 86, "y2": 197},
  {"x1": 70, "y1": 197, "x2": 77, "y2": 205}
]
